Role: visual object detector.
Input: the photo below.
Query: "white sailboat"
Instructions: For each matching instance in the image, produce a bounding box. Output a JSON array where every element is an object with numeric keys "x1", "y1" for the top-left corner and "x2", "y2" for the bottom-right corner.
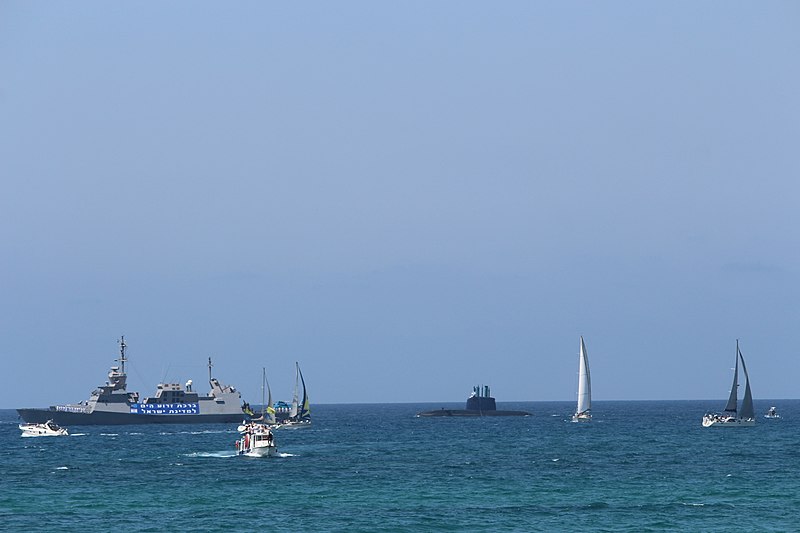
[
  {"x1": 572, "y1": 336, "x2": 592, "y2": 422},
  {"x1": 702, "y1": 340, "x2": 755, "y2": 428}
]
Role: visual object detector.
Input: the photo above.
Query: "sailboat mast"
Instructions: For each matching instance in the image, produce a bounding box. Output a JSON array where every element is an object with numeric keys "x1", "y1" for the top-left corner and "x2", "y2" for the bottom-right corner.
[
  {"x1": 723, "y1": 341, "x2": 740, "y2": 414},
  {"x1": 261, "y1": 367, "x2": 266, "y2": 418},
  {"x1": 289, "y1": 362, "x2": 300, "y2": 418}
]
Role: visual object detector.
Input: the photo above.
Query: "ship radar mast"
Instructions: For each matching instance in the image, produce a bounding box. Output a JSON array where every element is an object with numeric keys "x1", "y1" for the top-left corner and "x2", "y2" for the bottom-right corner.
[
  {"x1": 106, "y1": 335, "x2": 129, "y2": 391},
  {"x1": 117, "y1": 336, "x2": 127, "y2": 375}
]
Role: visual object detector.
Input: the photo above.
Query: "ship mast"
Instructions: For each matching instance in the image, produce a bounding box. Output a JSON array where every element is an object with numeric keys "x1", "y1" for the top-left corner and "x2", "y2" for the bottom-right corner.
[
  {"x1": 208, "y1": 356, "x2": 213, "y2": 384},
  {"x1": 117, "y1": 336, "x2": 127, "y2": 375}
]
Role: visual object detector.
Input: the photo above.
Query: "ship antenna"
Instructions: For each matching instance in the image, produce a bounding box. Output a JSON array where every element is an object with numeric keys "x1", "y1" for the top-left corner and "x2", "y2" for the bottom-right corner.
[
  {"x1": 208, "y1": 356, "x2": 213, "y2": 384},
  {"x1": 118, "y1": 336, "x2": 127, "y2": 375}
]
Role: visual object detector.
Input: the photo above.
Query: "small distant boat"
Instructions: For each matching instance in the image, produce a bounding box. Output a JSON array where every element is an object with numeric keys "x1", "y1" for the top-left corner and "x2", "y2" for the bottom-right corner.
[
  {"x1": 702, "y1": 340, "x2": 755, "y2": 428},
  {"x1": 276, "y1": 362, "x2": 311, "y2": 428},
  {"x1": 764, "y1": 406, "x2": 781, "y2": 419},
  {"x1": 572, "y1": 336, "x2": 592, "y2": 423},
  {"x1": 235, "y1": 368, "x2": 278, "y2": 457},
  {"x1": 19, "y1": 420, "x2": 68, "y2": 437}
]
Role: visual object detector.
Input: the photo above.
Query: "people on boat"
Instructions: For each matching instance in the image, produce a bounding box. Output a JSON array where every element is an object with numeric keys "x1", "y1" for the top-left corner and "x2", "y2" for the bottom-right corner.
[{"x1": 704, "y1": 413, "x2": 735, "y2": 424}]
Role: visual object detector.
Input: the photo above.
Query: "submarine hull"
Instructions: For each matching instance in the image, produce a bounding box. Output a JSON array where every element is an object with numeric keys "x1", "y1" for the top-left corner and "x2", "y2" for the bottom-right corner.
[{"x1": 416, "y1": 409, "x2": 530, "y2": 417}]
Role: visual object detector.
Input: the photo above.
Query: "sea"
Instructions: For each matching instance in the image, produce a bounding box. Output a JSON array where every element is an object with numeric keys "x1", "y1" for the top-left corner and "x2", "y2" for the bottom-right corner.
[{"x1": 2, "y1": 400, "x2": 798, "y2": 532}]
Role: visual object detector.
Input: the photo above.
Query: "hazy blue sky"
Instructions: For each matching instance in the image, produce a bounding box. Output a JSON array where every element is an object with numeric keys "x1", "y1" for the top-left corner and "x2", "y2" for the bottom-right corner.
[{"x1": 2, "y1": 2, "x2": 798, "y2": 408}]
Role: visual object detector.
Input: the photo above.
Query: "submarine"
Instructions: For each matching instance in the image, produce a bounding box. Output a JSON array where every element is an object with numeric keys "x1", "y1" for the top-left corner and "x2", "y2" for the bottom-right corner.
[{"x1": 416, "y1": 385, "x2": 531, "y2": 417}]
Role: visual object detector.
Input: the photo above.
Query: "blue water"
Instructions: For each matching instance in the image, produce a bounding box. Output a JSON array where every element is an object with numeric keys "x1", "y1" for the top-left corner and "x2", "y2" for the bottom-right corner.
[{"x1": 2, "y1": 400, "x2": 798, "y2": 532}]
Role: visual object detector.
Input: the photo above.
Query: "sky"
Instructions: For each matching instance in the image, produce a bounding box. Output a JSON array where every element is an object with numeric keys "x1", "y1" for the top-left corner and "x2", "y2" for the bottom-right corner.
[{"x1": 1, "y1": 2, "x2": 799, "y2": 408}]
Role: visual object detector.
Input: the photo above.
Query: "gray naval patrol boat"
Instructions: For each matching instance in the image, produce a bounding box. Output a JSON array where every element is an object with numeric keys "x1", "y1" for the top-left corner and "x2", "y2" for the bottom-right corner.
[{"x1": 17, "y1": 337, "x2": 250, "y2": 426}]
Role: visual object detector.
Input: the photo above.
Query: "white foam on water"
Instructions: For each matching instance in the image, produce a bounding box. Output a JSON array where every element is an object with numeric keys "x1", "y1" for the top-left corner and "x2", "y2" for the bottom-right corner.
[{"x1": 184, "y1": 451, "x2": 238, "y2": 458}]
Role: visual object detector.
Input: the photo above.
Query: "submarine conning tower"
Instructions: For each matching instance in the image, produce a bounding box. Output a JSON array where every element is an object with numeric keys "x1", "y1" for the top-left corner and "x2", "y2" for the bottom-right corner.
[{"x1": 465, "y1": 385, "x2": 497, "y2": 411}]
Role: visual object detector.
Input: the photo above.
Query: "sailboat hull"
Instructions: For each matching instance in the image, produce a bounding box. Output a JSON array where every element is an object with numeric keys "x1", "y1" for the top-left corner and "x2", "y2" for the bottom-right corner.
[
  {"x1": 279, "y1": 420, "x2": 312, "y2": 429},
  {"x1": 701, "y1": 415, "x2": 755, "y2": 428}
]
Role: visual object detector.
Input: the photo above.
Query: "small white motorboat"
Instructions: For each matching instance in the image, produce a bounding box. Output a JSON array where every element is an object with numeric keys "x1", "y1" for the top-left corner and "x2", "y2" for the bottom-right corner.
[
  {"x1": 764, "y1": 406, "x2": 781, "y2": 419},
  {"x1": 234, "y1": 368, "x2": 279, "y2": 456},
  {"x1": 235, "y1": 422, "x2": 278, "y2": 457},
  {"x1": 19, "y1": 420, "x2": 69, "y2": 437}
]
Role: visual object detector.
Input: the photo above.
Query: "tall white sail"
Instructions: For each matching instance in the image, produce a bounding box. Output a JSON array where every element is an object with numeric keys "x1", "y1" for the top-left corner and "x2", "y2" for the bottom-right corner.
[{"x1": 575, "y1": 336, "x2": 591, "y2": 418}]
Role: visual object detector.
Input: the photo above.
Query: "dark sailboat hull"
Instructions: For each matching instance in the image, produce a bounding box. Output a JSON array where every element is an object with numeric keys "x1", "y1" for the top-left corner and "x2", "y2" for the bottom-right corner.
[{"x1": 16, "y1": 408, "x2": 244, "y2": 426}]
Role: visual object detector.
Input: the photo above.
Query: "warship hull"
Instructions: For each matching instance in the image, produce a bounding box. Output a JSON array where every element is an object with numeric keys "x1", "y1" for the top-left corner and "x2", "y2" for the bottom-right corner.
[
  {"x1": 17, "y1": 407, "x2": 244, "y2": 426},
  {"x1": 17, "y1": 337, "x2": 247, "y2": 427}
]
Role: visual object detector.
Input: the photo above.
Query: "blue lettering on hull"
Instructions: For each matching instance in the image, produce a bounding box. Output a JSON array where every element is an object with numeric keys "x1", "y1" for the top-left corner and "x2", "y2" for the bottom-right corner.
[{"x1": 130, "y1": 403, "x2": 199, "y2": 415}]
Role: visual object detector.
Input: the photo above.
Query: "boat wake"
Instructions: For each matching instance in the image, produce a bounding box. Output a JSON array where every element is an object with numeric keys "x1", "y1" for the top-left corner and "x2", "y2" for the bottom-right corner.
[{"x1": 184, "y1": 451, "x2": 238, "y2": 458}]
